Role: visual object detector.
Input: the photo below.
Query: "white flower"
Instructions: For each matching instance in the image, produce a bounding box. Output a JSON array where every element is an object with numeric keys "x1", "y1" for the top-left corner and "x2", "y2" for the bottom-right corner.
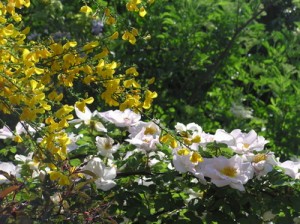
[
  {"x1": 70, "y1": 105, "x2": 107, "y2": 132},
  {"x1": 0, "y1": 162, "x2": 20, "y2": 184},
  {"x1": 128, "y1": 121, "x2": 160, "y2": 138},
  {"x1": 214, "y1": 129, "x2": 236, "y2": 146},
  {"x1": 175, "y1": 122, "x2": 203, "y2": 150},
  {"x1": 97, "y1": 109, "x2": 141, "y2": 127},
  {"x1": 82, "y1": 157, "x2": 117, "y2": 191},
  {"x1": 172, "y1": 147, "x2": 203, "y2": 173},
  {"x1": 15, "y1": 121, "x2": 38, "y2": 135},
  {"x1": 126, "y1": 121, "x2": 161, "y2": 152},
  {"x1": 202, "y1": 155, "x2": 254, "y2": 191},
  {"x1": 147, "y1": 151, "x2": 166, "y2": 167},
  {"x1": 184, "y1": 188, "x2": 203, "y2": 203},
  {"x1": 137, "y1": 176, "x2": 154, "y2": 186},
  {"x1": 15, "y1": 152, "x2": 41, "y2": 178},
  {"x1": 0, "y1": 126, "x2": 13, "y2": 139},
  {"x1": 126, "y1": 131, "x2": 160, "y2": 152},
  {"x1": 175, "y1": 122, "x2": 202, "y2": 135},
  {"x1": 198, "y1": 132, "x2": 215, "y2": 148},
  {"x1": 96, "y1": 136, "x2": 120, "y2": 158},
  {"x1": 67, "y1": 133, "x2": 83, "y2": 153},
  {"x1": 278, "y1": 160, "x2": 300, "y2": 179},
  {"x1": 244, "y1": 152, "x2": 278, "y2": 179},
  {"x1": 229, "y1": 129, "x2": 269, "y2": 154},
  {"x1": 191, "y1": 159, "x2": 207, "y2": 184}
]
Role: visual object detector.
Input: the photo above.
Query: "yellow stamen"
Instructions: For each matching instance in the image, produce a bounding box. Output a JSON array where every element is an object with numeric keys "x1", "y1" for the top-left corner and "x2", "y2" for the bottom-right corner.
[
  {"x1": 144, "y1": 126, "x2": 156, "y2": 135},
  {"x1": 253, "y1": 154, "x2": 267, "y2": 163},
  {"x1": 177, "y1": 148, "x2": 190, "y2": 156},
  {"x1": 220, "y1": 166, "x2": 237, "y2": 177},
  {"x1": 243, "y1": 143, "x2": 250, "y2": 148},
  {"x1": 190, "y1": 152, "x2": 203, "y2": 163}
]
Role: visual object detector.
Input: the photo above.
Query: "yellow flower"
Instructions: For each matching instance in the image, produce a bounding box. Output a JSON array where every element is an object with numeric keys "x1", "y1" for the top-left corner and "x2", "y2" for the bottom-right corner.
[
  {"x1": 122, "y1": 30, "x2": 137, "y2": 45},
  {"x1": 143, "y1": 90, "x2": 157, "y2": 109},
  {"x1": 160, "y1": 134, "x2": 178, "y2": 148},
  {"x1": 178, "y1": 148, "x2": 190, "y2": 156},
  {"x1": 63, "y1": 41, "x2": 77, "y2": 50},
  {"x1": 55, "y1": 105, "x2": 74, "y2": 119},
  {"x1": 82, "y1": 41, "x2": 99, "y2": 52},
  {"x1": 123, "y1": 79, "x2": 141, "y2": 88},
  {"x1": 75, "y1": 97, "x2": 94, "y2": 112},
  {"x1": 109, "y1": 31, "x2": 119, "y2": 40},
  {"x1": 190, "y1": 152, "x2": 203, "y2": 163},
  {"x1": 126, "y1": 67, "x2": 139, "y2": 76},
  {"x1": 80, "y1": 5, "x2": 93, "y2": 15},
  {"x1": 49, "y1": 171, "x2": 71, "y2": 186},
  {"x1": 139, "y1": 7, "x2": 147, "y2": 17}
]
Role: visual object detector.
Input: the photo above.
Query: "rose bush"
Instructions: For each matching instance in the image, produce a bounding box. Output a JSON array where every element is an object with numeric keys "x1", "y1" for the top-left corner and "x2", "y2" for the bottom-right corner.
[{"x1": 0, "y1": 0, "x2": 299, "y2": 223}]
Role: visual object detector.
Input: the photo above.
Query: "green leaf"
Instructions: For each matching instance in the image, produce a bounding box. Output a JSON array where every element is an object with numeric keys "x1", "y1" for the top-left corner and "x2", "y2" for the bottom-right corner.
[{"x1": 70, "y1": 158, "x2": 81, "y2": 166}]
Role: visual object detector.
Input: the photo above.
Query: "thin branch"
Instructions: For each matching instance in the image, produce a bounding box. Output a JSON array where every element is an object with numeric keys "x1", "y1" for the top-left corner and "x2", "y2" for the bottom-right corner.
[{"x1": 209, "y1": 5, "x2": 267, "y2": 80}]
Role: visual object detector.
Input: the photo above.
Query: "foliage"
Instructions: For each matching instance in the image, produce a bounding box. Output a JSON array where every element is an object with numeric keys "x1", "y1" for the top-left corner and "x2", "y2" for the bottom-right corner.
[
  {"x1": 104, "y1": 0, "x2": 300, "y2": 159},
  {"x1": 0, "y1": 0, "x2": 299, "y2": 223}
]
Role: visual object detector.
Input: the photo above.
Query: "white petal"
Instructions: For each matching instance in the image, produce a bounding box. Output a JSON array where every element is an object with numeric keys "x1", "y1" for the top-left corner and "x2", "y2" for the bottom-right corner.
[{"x1": 75, "y1": 106, "x2": 92, "y2": 121}]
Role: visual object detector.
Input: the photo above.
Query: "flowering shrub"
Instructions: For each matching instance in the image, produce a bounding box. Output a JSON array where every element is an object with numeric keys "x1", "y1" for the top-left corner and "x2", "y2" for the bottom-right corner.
[
  {"x1": 0, "y1": 0, "x2": 299, "y2": 223},
  {"x1": 1, "y1": 105, "x2": 300, "y2": 222}
]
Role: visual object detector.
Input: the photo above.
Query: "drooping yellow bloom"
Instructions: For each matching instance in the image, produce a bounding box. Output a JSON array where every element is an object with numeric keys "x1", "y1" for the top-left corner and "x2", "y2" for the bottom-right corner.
[
  {"x1": 75, "y1": 97, "x2": 94, "y2": 112},
  {"x1": 122, "y1": 29, "x2": 139, "y2": 45},
  {"x1": 80, "y1": 5, "x2": 93, "y2": 15},
  {"x1": 139, "y1": 7, "x2": 147, "y2": 17},
  {"x1": 126, "y1": 67, "x2": 139, "y2": 76},
  {"x1": 143, "y1": 90, "x2": 157, "y2": 109},
  {"x1": 160, "y1": 134, "x2": 178, "y2": 148},
  {"x1": 190, "y1": 152, "x2": 203, "y2": 163}
]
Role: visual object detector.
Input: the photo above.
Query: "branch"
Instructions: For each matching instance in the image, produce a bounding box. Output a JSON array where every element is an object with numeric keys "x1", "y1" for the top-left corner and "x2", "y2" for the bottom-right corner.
[{"x1": 208, "y1": 5, "x2": 267, "y2": 80}]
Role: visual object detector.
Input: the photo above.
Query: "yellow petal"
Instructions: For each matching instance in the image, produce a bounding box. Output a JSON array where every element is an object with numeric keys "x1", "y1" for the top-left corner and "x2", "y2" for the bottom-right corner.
[
  {"x1": 80, "y1": 5, "x2": 93, "y2": 14},
  {"x1": 139, "y1": 7, "x2": 147, "y2": 17}
]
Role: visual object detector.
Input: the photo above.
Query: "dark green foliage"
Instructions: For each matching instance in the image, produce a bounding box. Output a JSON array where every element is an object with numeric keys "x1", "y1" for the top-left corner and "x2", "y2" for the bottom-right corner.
[
  {"x1": 109, "y1": 0, "x2": 300, "y2": 158},
  {"x1": 2, "y1": 0, "x2": 299, "y2": 223}
]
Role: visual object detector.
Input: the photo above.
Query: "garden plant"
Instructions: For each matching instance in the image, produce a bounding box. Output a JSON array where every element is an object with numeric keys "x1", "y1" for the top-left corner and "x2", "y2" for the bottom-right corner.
[{"x1": 0, "y1": 0, "x2": 299, "y2": 223}]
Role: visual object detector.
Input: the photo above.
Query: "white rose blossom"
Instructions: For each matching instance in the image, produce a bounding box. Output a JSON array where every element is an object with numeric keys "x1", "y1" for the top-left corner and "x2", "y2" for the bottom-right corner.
[
  {"x1": 214, "y1": 129, "x2": 236, "y2": 146},
  {"x1": 82, "y1": 157, "x2": 117, "y2": 191},
  {"x1": 202, "y1": 155, "x2": 254, "y2": 191},
  {"x1": 97, "y1": 109, "x2": 141, "y2": 127},
  {"x1": 0, "y1": 126, "x2": 14, "y2": 139},
  {"x1": 96, "y1": 136, "x2": 120, "y2": 158},
  {"x1": 243, "y1": 152, "x2": 278, "y2": 179},
  {"x1": 229, "y1": 129, "x2": 269, "y2": 154},
  {"x1": 126, "y1": 121, "x2": 161, "y2": 152},
  {"x1": 67, "y1": 132, "x2": 83, "y2": 153},
  {"x1": 0, "y1": 162, "x2": 21, "y2": 184},
  {"x1": 278, "y1": 160, "x2": 300, "y2": 179},
  {"x1": 70, "y1": 105, "x2": 107, "y2": 132},
  {"x1": 175, "y1": 122, "x2": 203, "y2": 150},
  {"x1": 172, "y1": 147, "x2": 203, "y2": 171}
]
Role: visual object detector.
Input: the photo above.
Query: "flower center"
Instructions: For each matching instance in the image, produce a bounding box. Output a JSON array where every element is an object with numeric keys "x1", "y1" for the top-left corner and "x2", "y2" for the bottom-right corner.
[
  {"x1": 253, "y1": 153, "x2": 267, "y2": 163},
  {"x1": 243, "y1": 143, "x2": 250, "y2": 148},
  {"x1": 104, "y1": 141, "x2": 112, "y2": 150},
  {"x1": 220, "y1": 166, "x2": 237, "y2": 177},
  {"x1": 190, "y1": 152, "x2": 203, "y2": 163},
  {"x1": 144, "y1": 126, "x2": 156, "y2": 135},
  {"x1": 177, "y1": 148, "x2": 190, "y2": 156}
]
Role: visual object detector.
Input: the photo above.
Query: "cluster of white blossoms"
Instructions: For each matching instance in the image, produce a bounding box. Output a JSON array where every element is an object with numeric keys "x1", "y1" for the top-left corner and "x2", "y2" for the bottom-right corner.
[
  {"x1": 172, "y1": 122, "x2": 299, "y2": 191},
  {"x1": 0, "y1": 108, "x2": 299, "y2": 192}
]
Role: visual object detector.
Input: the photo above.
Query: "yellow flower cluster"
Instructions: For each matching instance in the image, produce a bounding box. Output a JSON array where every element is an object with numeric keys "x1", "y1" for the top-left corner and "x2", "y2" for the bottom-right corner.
[
  {"x1": 0, "y1": 1, "x2": 157, "y2": 185},
  {"x1": 126, "y1": 0, "x2": 150, "y2": 17}
]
